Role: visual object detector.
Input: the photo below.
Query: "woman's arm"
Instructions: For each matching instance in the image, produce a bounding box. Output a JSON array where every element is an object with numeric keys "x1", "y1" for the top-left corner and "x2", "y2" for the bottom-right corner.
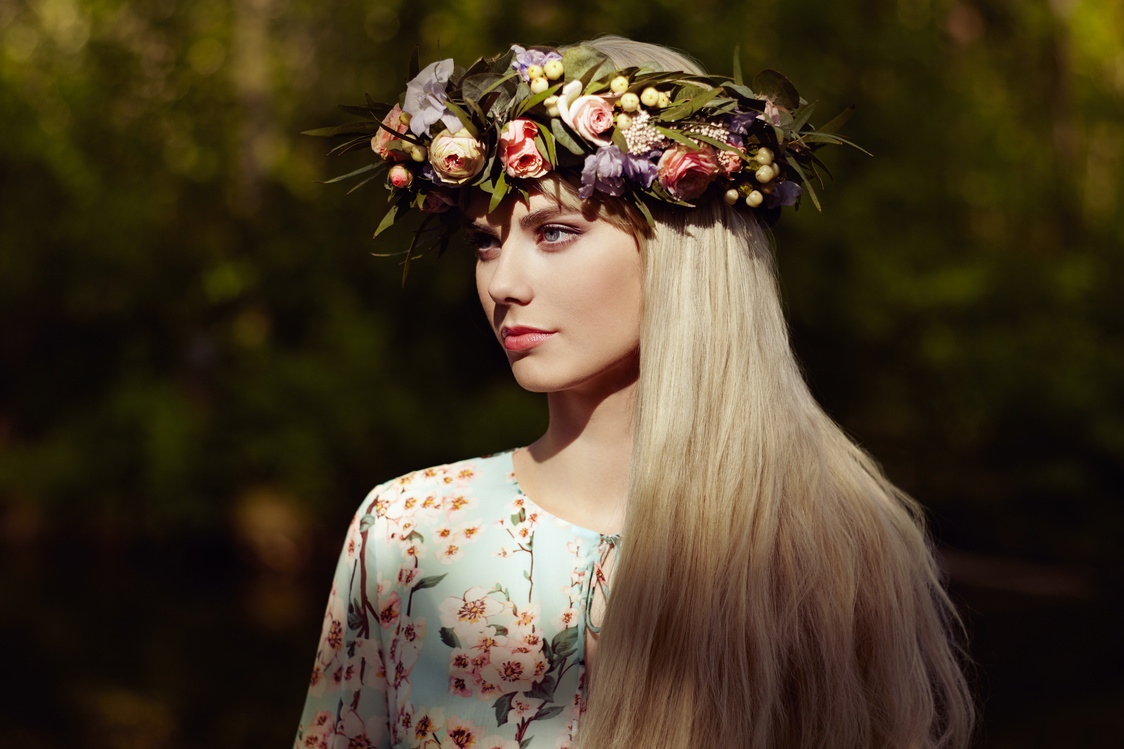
[{"x1": 294, "y1": 490, "x2": 393, "y2": 749}]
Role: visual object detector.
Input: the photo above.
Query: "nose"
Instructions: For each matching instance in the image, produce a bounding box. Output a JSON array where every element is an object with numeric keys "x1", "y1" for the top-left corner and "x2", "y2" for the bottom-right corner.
[{"x1": 485, "y1": 237, "x2": 533, "y2": 307}]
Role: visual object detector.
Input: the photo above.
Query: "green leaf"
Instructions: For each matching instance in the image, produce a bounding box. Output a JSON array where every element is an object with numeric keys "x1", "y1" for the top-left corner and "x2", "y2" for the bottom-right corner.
[
  {"x1": 412, "y1": 573, "x2": 448, "y2": 592},
  {"x1": 633, "y1": 196, "x2": 656, "y2": 226},
  {"x1": 732, "y1": 44, "x2": 743, "y2": 86},
  {"x1": 439, "y1": 626, "x2": 461, "y2": 648},
  {"x1": 488, "y1": 170, "x2": 508, "y2": 213},
  {"x1": 535, "y1": 705, "x2": 565, "y2": 721},
  {"x1": 537, "y1": 127, "x2": 557, "y2": 167},
  {"x1": 494, "y1": 693, "x2": 514, "y2": 726},
  {"x1": 321, "y1": 159, "x2": 382, "y2": 183},
  {"x1": 302, "y1": 122, "x2": 378, "y2": 138},
  {"x1": 325, "y1": 161, "x2": 377, "y2": 185},
  {"x1": 660, "y1": 85, "x2": 723, "y2": 122},
  {"x1": 345, "y1": 173, "x2": 381, "y2": 195},
  {"x1": 788, "y1": 102, "x2": 817, "y2": 134},
  {"x1": 561, "y1": 45, "x2": 613, "y2": 90},
  {"x1": 816, "y1": 104, "x2": 855, "y2": 135},
  {"x1": 358, "y1": 514, "x2": 377, "y2": 532},
  {"x1": 784, "y1": 156, "x2": 822, "y2": 212},
  {"x1": 551, "y1": 119, "x2": 584, "y2": 155},
  {"x1": 651, "y1": 126, "x2": 701, "y2": 149},
  {"x1": 610, "y1": 126, "x2": 628, "y2": 154},
  {"x1": 550, "y1": 627, "x2": 580, "y2": 658},
  {"x1": 752, "y1": 69, "x2": 800, "y2": 109},
  {"x1": 443, "y1": 99, "x2": 478, "y2": 137},
  {"x1": 408, "y1": 45, "x2": 420, "y2": 82},
  {"x1": 373, "y1": 202, "x2": 398, "y2": 237},
  {"x1": 514, "y1": 83, "x2": 562, "y2": 118}
]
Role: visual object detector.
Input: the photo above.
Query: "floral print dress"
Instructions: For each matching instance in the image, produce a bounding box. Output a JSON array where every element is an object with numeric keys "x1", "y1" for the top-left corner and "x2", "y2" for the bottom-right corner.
[{"x1": 294, "y1": 450, "x2": 618, "y2": 749}]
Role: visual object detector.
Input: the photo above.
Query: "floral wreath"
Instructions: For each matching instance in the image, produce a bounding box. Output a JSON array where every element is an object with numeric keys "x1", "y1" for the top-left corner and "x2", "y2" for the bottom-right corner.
[{"x1": 306, "y1": 43, "x2": 861, "y2": 272}]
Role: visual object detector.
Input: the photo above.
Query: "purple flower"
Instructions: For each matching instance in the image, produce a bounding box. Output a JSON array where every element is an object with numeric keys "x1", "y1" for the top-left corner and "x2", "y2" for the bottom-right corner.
[
  {"x1": 403, "y1": 59, "x2": 463, "y2": 137},
  {"x1": 622, "y1": 151, "x2": 658, "y2": 188},
  {"x1": 510, "y1": 45, "x2": 563, "y2": 82},
  {"x1": 579, "y1": 146, "x2": 626, "y2": 199},
  {"x1": 725, "y1": 111, "x2": 759, "y2": 136},
  {"x1": 765, "y1": 180, "x2": 803, "y2": 208}
]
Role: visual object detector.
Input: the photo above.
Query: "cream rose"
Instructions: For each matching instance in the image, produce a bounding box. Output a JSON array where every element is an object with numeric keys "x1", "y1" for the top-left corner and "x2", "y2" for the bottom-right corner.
[
  {"x1": 498, "y1": 119, "x2": 551, "y2": 179},
  {"x1": 428, "y1": 128, "x2": 486, "y2": 185},
  {"x1": 566, "y1": 95, "x2": 614, "y2": 147}
]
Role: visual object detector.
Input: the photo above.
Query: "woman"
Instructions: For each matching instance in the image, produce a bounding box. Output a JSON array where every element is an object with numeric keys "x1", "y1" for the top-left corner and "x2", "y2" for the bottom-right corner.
[{"x1": 296, "y1": 36, "x2": 974, "y2": 749}]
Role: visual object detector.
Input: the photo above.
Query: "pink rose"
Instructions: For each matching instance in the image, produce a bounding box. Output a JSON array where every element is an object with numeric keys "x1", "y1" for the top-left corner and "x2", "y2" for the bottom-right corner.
[
  {"x1": 567, "y1": 95, "x2": 614, "y2": 146},
  {"x1": 371, "y1": 104, "x2": 409, "y2": 162},
  {"x1": 429, "y1": 128, "x2": 486, "y2": 185},
  {"x1": 420, "y1": 189, "x2": 456, "y2": 213},
  {"x1": 717, "y1": 145, "x2": 746, "y2": 177},
  {"x1": 498, "y1": 119, "x2": 551, "y2": 179},
  {"x1": 388, "y1": 164, "x2": 412, "y2": 188},
  {"x1": 657, "y1": 144, "x2": 720, "y2": 201}
]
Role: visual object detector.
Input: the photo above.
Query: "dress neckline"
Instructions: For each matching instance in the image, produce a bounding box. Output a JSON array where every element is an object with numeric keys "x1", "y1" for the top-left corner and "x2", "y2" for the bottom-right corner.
[{"x1": 503, "y1": 448, "x2": 622, "y2": 542}]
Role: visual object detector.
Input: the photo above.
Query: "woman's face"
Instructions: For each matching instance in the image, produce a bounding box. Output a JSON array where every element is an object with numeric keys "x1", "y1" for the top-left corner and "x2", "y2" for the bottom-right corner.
[{"x1": 468, "y1": 191, "x2": 643, "y2": 396}]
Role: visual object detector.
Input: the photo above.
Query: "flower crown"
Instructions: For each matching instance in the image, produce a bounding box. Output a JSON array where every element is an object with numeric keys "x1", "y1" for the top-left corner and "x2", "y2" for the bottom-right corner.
[{"x1": 307, "y1": 43, "x2": 860, "y2": 270}]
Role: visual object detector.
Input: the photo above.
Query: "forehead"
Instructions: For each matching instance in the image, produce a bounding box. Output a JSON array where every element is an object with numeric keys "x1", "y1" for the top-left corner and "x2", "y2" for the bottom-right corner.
[{"x1": 464, "y1": 190, "x2": 568, "y2": 229}]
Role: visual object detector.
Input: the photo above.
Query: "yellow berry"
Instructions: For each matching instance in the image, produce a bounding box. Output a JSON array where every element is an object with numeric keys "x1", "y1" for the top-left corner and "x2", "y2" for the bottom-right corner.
[
  {"x1": 746, "y1": 190, "x2": 764, "y2": 207},
  {"x1": 620, "y1": 92, "x2": 640, "y2": 112},
  {"x1": 610, "y1": 76, "x2": 629, "y2": 94},
  {"x1": 544, "y1": 60, "x2": 564, "y2": 80},
  {"x1": 755, "y1": 164, "x2": 776, "y2": 183},
  {"x1": 640, "y1": 87, "x2": 660, "y2": 107},
  {"x1": 527, "y1": 65, "x2": 544, "y2": 80},
  {"x1": 615, "y1": 113, "x2": 632, "y2": 130},
  {"x1": 530, "y1": 76, "x2": 549, "y2": 95},
  {"x1": 723, "y1": 189, "x2": 739, "y2": 206},
  {"x1": 410, "y1": 145, "x2": 427, "y2": 162},
  {"x1": 754, "y1": 147, "x2": 774, "y2": 166},
  {"x1": 657, "y1": 92, "x2": 671, "y2": 108},
  {"x1": 544, "y1": 96, "x2": 560, "y2": 118}
]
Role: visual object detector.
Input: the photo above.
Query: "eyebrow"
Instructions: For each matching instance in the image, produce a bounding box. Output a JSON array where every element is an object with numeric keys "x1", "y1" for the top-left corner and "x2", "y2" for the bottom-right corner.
[{"x1": 468, "y1": 205, "x2": 575, "y2": 234}]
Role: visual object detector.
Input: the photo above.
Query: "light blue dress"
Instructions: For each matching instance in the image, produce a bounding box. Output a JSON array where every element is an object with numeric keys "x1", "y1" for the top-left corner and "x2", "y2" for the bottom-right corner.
[{"x1": 294, "y1": 450, "x2": 618, "y2": 749}]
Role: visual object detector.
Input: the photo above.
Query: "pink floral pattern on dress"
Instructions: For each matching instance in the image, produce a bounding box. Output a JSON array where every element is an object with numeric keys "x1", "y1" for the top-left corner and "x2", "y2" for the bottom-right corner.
[{"x1": 295, "y1": 452, "x2": 607, "y2": 749}]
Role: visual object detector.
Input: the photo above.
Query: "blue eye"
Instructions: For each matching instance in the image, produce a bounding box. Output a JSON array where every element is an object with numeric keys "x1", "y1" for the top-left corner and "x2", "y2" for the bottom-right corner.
[{"x1": 540, "y1": 225, "x2": 576, "y2": 245}]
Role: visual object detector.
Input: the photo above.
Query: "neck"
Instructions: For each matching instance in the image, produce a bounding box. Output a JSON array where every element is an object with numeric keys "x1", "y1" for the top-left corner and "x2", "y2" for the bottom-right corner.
[{"x1": 517, "y1": 366, "x2": 637, "y2": 535}]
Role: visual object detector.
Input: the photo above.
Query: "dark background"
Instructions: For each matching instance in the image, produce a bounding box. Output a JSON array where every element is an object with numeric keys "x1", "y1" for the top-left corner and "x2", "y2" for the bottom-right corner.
[{"x1": 1, "y1": 0, "x2": 1122, "y2": 746}]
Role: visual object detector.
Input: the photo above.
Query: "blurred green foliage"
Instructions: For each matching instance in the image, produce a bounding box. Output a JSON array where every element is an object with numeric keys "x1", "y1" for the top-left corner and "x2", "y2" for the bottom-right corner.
[{"x1": 1, "y1": 0, "x2": 1123, "y2": 746}]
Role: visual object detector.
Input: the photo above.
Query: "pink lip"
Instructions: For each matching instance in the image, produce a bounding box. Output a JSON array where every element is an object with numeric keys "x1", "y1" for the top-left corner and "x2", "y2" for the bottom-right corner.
[{"x1": 501, "y1": 326, "x2": 556, "y2": 352}]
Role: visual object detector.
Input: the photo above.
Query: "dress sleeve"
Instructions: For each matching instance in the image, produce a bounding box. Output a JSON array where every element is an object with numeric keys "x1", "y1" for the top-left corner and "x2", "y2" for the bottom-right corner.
[{"x1": 294, "y1": 487, "x2": 393, "y2": 749}]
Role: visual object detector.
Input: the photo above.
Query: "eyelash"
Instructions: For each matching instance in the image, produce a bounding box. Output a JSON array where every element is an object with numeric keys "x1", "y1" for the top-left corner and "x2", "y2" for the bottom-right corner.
[{"x1": 469, "y1": 224, "x2": 580, "y2": 258}]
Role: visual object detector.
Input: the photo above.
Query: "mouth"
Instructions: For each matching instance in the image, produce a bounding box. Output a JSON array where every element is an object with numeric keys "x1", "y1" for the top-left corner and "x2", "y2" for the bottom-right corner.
[{"x1": 501, "y1": 326, "x2": 556, "y2": 352}]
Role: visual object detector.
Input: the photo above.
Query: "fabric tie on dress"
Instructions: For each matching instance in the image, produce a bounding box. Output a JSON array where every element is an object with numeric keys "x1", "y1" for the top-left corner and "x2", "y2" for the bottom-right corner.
[{"x1": 584, "y1": 533, "x2": 621, "y2": 635}]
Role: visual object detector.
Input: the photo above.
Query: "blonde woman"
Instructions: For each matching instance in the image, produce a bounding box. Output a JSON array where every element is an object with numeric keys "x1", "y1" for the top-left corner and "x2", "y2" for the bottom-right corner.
[{"x1": 296, "y1": 36, "x2": 974, "y2": 749}]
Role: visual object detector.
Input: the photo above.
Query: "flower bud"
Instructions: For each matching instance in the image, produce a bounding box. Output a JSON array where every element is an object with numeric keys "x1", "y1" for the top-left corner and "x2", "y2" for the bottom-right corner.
[
  {"x1": 620, "y1": 92, "x2": 640, "y2": 112},
  {"x1": 399, "y1": 111, "x2": 412, "y2": 127},
  {"x1": 544, "y1": 60, "x2": 564, "y2": 80},
  {"x1": 544, "y1": 95, "x2": 560, "y2": 118},
  {"x1": 389, "y1": 164, "x2": 412, "y2": 188},
  {"x1": 754, "y1": 146, "x2": 774, "y2": 166},
  {"x1": 657, "y1": 92, "x2": 671, "y2": 108},
  {"x1": 615, "y1": 113, "x2": 632, "y2": 131},
  {"x1": 610, "y1": 76, "x2": 629, "y2": 94},
  {"x1": 755, "y1": 164, "x2": 776, "y2": 183},
  {"x1": 746, "y1": 190, "x2": 764, "y2": 207},
  {"x1": 640, "y1": 87, "x2": 660, "y2": 107},
  {"x1": 527, "y1": 64, "x2": 545, "y2": 80},
  {"x1": 723, "y1": 188, "x2": 739, "y2": 205},
  {"x1": 410, "y1": 144, "x2": 427, "y2": 162},
  {"x1": 530, "y1": 76, "x2": 549, "y2": 95}
]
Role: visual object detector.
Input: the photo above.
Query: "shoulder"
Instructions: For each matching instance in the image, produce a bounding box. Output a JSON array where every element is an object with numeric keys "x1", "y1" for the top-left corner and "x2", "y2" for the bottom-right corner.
[{"x1": 356, "y1": 450, "x2": 520, "y2": 526}]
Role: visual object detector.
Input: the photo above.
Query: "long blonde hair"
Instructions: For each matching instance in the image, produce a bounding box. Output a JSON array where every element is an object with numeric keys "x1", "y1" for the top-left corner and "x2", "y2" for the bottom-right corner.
[{"x1": 568, "y1": 36, "x2": 975, "y2": 749}]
